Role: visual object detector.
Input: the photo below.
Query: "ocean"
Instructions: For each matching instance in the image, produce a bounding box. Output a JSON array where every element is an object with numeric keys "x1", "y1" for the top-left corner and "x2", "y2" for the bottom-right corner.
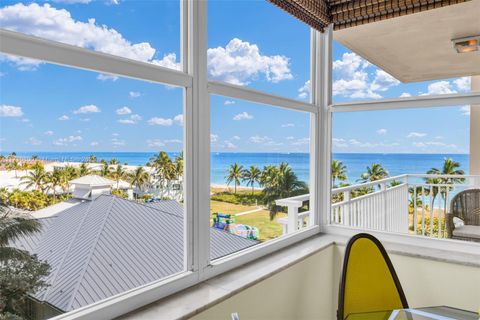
[{"x1": 1, "y1": 151, "x2": 470, "y2": 186}]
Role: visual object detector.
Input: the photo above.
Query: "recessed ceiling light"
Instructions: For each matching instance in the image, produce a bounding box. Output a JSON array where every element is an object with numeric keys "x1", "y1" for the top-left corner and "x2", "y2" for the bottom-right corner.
[{"x1": 452, "y1": 36, "x2": 479, "y2": 53}]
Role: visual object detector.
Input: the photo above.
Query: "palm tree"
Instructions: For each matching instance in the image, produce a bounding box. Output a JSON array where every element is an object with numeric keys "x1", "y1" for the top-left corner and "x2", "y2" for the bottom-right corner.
[
  {"x1": 44, "y1": 170, "x2": 64, "y2": 200},
  {"x1": 130, "y1": 167, "x2": 150, "y2": 199},
  {"x1": 8, "y1": 160, "x2": 20, "y2": 178},
  {"x1": 111, "y1": 165, "x2": 126, "y2": 189},
  {"x1": 77, "y1": 162, "x2": 92, "y2": 177},
  {"x1": 20, "y1": 166, "x2": 46, "y2": 192},
  {"x1": 242, "y1": 165, "x2": 261, "y2": 194},
  {"x1": 358, "y1": 163, "x2": 389, "y2": 184},
  {"x1": 88, "y1": 155, "x2": 97, "y2": 163},
  {"x1": 225, "y1": 163, "x2": 244, "y2": 193},
  {"x1": 150, "y1": 152, "x2": 175, "y2": 187},
  {"x1": 331, "y1": 160, "x2": 347, "y2": 187},
  {"x1": 0, "y1": 204, "x2": 42, "y2": 261},
  {"x1": 100, "y1": 162, "x2": 111, "y2": 177},
  {"x1": 263, "y1": 163, "x2": 308, "y2": 219},
  {"x1": 109, "y1": 158, "x2": 119, "y2": 165},
  {"x1": 174, "y1": 152, "x2": 184, "y2": 180}
]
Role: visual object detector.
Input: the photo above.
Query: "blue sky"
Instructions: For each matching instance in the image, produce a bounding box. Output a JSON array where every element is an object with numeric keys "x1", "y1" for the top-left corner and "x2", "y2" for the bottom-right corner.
[{"x1": 0, "y1": 0, "x2": 471, "y2": 154}]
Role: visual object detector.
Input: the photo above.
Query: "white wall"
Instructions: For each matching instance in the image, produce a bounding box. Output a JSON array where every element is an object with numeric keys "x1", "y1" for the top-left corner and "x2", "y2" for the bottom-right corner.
[
  {"x1": 191, "y1": 244, "x2": 480, "y2": 320},
  {"x1": 471, "y1": 76, "x2": 480, "y2": 175}
]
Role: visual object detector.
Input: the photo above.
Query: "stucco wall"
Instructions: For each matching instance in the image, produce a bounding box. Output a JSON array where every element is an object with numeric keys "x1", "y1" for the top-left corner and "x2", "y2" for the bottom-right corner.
[{"x1": 191, "y1": 244, "x2": 480, "y2": 320}]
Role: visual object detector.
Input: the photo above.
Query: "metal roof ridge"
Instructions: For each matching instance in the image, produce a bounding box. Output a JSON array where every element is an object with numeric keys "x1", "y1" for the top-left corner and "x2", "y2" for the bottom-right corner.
[
  {"x1": 65, "y1": 195, "x2": 116, "y2": 311},
  {"x1": 38, "y1": 199, "x2": 97, "y2": 307},
  {"x1": 110, "y1": 194, "x2": 184, "y2": 219}
]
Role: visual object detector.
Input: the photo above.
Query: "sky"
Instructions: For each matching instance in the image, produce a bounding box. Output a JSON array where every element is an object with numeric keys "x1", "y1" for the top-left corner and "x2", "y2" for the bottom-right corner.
[{"x1": 0, "y1": 0, "x2": 472, "y2": 154}]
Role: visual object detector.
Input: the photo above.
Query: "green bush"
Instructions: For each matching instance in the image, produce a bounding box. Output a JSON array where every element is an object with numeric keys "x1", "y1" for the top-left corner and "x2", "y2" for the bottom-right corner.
[{"x1": 211, "y1": 191, "x2": 264, "y2": 206}]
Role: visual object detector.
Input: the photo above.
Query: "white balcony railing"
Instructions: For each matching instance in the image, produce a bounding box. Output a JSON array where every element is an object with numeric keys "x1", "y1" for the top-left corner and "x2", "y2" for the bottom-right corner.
[{"x1": 276, "y1": 174, "x2": 480, "y2": 238}]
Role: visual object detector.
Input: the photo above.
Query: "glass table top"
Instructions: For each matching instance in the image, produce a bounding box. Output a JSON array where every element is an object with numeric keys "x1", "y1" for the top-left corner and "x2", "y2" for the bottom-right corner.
[{"x1": 345, "y1": 306, "x2": 479, "y2": 320}]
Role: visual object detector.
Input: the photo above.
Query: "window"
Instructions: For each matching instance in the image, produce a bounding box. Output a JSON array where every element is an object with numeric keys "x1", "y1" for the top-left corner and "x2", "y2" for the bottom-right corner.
[
  {"x1": 0, "y1": 55, "x2": 186, "y2": 317},
  {"x1": 210, "y1": 95, "x2": 313, "y2": 259},
  {"x1": 208, "y1": 0, "x2": 310, "y2": 101}
]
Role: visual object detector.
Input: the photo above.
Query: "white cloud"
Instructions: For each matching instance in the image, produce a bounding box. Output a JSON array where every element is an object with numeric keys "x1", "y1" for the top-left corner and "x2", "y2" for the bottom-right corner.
[
  {"x1": 332, "y1": 53, "x2": 399, "y2": 99},
  {"x1": 207, "y1": 38, "x2": 292, "y2": 85},
  {"x1": 460, "y1": 105, "x2": 470, "y2": 116},
  {"x1": 90, "y1": 141, "x2": 99, "y2": 146},
  {"x1": 281, "y1": 123, "x2": 295, "y2": 128},
  {"x1": 0, "y1": 105, "x2": 23, "y2": 117},
  {"x1": 231, "y1": 135, "x2": 240, "y2": 140},
  {"x1": 147, "y1": 117, "x2": 173, "y2": 126},
  {"x1": 400, "y1": 92, "x2": 412, "y2": 98},
  {"x1": 423, "y1": 81, "x2": 457, "y2": 95},
  {"x1": 210, "y1": 134, "x2": 219, "y2": 143},
  {"x1": 118, "y1": 114, "x2": 141, "y2": 124},
  {"x1": 376, "y1": 128, "x2": 387, "y2": 135},
  {"x1": 147, "y1": 139, "x2": 165, "y2": 148},
  {"x1": 333, "y1": 138, "x2": 348, "y2": 148},
  {"x1": 0, "y1": 3, "x2": 169, "y2": 68},
  {"x1": 224, "y1": 100, "x2": 236, "y2": 105},
  {"x1": 44, "y1": 130, "x2": 54, "y2": 136},
  {"x1": 27, "y1": 137, "x2": 42, "y2": 146},
  {"x1": 151, "y1": 53, "x2": 181, "y2": 71},
  {"x1": 129, "y1": 91, "x2": 141, "y2": 98},
  {"x1": 454, "y1": 77, "x2": 471, "y2": 92},
  {"x1": 233, "y1": 112, "x2": 253, "y2": 121},
  {"x1": 21, "y1": 118, "x2": 30, "y2": 123},
  {"x1": 298, "y1": 80, "x2": 310, "y2": 99},
  {"x1": 174, "y1": 114, "x2": 184, "y2": 126},
  {"x1": 97, "y1": 73, "x2": 119, "y2": 81},
  {"x1": 58, "y1": 115, "x2": 70, "y2": 121},
  {"x1": 0, "y1": 54, "x2": 44, "y2": 71},
  {"x1": 407, "y1": 132, "x2": 427, "y2": 138},
  {"x1": 111, "y1": 138, "x2": 125, "y2": 147},
  {"x1": 164, "y1": 139, "x2": 182, "y2": 144},
  {"x1": 116, "y1": 106, "x2": 132, "y2": 115},
  {"x1": 79, "y1": 118, "x2": 90, "y2": 122},
  {"x1": 291, "y1": 137, "x2": 310, "y2": 146},
  {"x1": 286, "y1": 136, "x2": 295, "y2": 140},
  {"x1": 249, "y1": 135, "x2": 272, "y2": 144},
  {"x1": 73, "y1": 104, "x2": 100, "y2": 114},
  {"x1": 413, "y1": 141, "x2": 458, "y2": 149},
  {"x1": 223, "y1": 140, "x2": 237, "y2": 149},
  {"x1": 53, "y1": 135, "x2": 82, "y2": 146}
]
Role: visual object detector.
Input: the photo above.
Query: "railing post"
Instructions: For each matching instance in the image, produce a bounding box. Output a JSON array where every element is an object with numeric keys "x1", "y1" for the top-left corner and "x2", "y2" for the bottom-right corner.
[
  {"x1": 287, "y1": 205, "x2": 299, "y2": 234},
  {"x1": 381, "y1": 183, "x2": 387, "y2": 231},
  {"x1": 343, "y1": 191, "x2": 350, "y2": 226}
]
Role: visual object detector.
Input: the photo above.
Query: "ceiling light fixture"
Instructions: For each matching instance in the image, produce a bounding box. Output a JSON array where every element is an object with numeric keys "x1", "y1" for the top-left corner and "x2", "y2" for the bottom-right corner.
[{"x1": 452, "y1": 36, "x2": 479, "y2": 53}]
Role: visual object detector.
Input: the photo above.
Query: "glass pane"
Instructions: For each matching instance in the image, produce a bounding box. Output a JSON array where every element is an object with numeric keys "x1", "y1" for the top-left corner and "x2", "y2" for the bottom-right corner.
[
  {"x1": 208, "y1": 0, "x2": 310, "y2": 101},
  {"x1": 0, "y1": 55, "x2": 185, "y2": 318},
  {"x1": 0, "y1": 0, "x2": 180, "y2": 70},
  {"x1": 331, "y1": 106, "x2": 474, "y2": 242},
  {"x1": 332, "y1": 41, "x2": 474, "y2": 103},
  {"x1": 210, "y1": 95, "x2": 312, "y2": 260}
]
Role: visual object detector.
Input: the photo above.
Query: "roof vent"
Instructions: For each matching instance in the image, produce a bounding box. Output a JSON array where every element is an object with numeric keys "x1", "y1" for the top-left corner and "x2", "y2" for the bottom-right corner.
[{"x1": 452, "y1": 36, "x2": 479, "y2": 54}]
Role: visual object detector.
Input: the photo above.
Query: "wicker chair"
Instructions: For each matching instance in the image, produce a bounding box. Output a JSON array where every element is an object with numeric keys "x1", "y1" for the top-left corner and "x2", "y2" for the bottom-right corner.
[{"x1": 446, "y1": 189, "x2": 480, "y2": 242}]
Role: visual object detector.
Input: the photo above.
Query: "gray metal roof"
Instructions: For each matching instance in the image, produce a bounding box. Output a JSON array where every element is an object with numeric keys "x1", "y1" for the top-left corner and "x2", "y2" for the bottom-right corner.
[{"x1": 12, "y1": 195, "x2": 258, "y2": 312}]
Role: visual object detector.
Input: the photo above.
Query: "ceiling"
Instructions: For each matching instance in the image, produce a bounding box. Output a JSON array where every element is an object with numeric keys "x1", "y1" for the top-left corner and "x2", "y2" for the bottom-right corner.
[{"x1": 334, "y1": 0, "x2": 480, "y2": 83}]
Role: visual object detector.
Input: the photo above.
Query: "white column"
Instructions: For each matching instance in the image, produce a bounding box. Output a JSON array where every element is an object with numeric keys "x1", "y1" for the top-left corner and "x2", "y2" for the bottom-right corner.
[{"x1": 471, "y1": 76, "x2": 480, "y2": 176}]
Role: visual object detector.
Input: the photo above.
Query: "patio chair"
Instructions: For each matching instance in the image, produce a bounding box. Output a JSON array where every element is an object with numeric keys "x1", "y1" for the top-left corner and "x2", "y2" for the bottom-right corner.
[
  {"x1": 337, "y1": 233, "x2": 408, "y2": 320},
  {"x1": 447, "y1": 189, "x2": 480, "y2": 242}
]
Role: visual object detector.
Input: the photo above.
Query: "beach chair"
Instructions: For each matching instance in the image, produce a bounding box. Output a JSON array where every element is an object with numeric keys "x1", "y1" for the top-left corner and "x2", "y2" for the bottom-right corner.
[{"x1": 337, "y1": 233, "x2": 408, "y2": 320}]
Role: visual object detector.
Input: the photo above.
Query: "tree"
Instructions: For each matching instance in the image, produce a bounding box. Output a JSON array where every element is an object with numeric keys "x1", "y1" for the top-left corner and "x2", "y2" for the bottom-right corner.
[
  {"x1": 109, "y1": 158, "x2": 119, "y2": 165},
  {"x1": 77, "y1": 162, "x2": 92, "y2": 177},
  {"x1": 44, "y1": 170, "x2": 64, "y2": 200},
  {"x1": 88, "y1": 155, "x2": 97, "y2": 163},
  {"x1": 100, "y1": 162, "x2": 111, "y2": 177},
  {"x1": 150, "y1": 152, "x2": 176, "y2": 188},
  {"x1": 331, "y1": 160, "x2": 347, "y2": 188},
  {"x1": 242, "y1": 166, "x2": 261, "y2": 194},
  {"x1": 225, "y1": 163, "x2": 244, "y2": 193},
  {"x1": 0, "y1": 205, "x2": 50, "y2": 319},
  {"x1": 174, "y1": 153, "x2": 184, "y2": 180},
  {"x1": 358, "y1": 163, "x2": 389, "y2": 184},
  {"x1": 130, "y1": 167, "x2": 150, "y2": 199},
  {"x1": 111, "y1": 165, "x2": 126, "y2": 189},
  {"x1": 20, "y1": 166, "x2": 46, "y2": 192},
  {"x1": 262, "y1": 163, "x2": 308, "y2": 220},
  {"x1": 8, "y1": 160, "x2": 20, "y2": 178}
]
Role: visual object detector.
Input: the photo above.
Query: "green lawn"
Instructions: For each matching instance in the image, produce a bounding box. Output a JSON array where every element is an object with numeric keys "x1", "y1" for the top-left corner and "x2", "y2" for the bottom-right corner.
[{"x1": 210, "y1": 200, "x2": 286, "y2": 242}]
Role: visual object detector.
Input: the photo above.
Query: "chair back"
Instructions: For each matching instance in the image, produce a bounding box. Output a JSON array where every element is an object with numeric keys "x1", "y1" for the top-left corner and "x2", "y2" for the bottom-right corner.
[
  {"x1": 450, "y1": 189, "x2": 480, "y2": 226},
  {"x1": 337, "y1": 233, "x2": 408, "y2": 320}
]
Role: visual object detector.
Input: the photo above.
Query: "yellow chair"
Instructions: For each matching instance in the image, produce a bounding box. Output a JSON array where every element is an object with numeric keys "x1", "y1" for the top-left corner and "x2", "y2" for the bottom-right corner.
[{"x1": 337, "y1": 233, "x2": 408, "y2": 320}]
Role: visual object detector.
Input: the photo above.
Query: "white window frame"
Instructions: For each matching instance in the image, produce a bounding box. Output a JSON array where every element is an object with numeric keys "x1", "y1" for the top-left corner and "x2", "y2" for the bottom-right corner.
[{"x1": 1, "y1": 0, "x2": 480, "y2": 318}]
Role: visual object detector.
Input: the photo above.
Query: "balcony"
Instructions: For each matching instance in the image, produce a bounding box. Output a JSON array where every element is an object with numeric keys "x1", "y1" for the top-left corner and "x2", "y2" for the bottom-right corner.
[{"x1": 277, "y1": 174, "x2": 480, "y2": 240}]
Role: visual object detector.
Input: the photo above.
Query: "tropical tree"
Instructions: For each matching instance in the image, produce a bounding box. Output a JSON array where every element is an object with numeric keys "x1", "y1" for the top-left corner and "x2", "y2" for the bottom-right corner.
[
  {"x1": 109, "y1": 158, "x2": 119, "y2": 165},
  {"x1": 0, "y1": 204, "x2": 50, "y2": 318},
  {"x1": 111, "y1": 165, "x2": 126, "y2": 189},
  {"x1": 20, "y1": 166, "x2": 46, "y2": 192},
  {"x1": 31, "y1": 155, "x2": 38, "y2": 160},
  {"x1": 130, "y1": 167, "x2": 150, "y2": 199},
  {"x1": 331, "y1": 160, "x2": 347, "y2": 187},
  {"x1": 151, "y1": 152, "x2": 176, "y2": 186},
  {"x1": 88, "y1": 155, "x2": 97, "y2": 163},
  {"x1": 358, "y1": 163, "x2": 389, "y2": 184},
  {"x1": 225, "y1": 163, "x2": 244, "y2": 193},
  {"x1": 100, "y1": 162, "x2": 111, "y2": 177},
  {"x1": 8, "y1": 160, "x2": 20, "y2": 178},
  {"x1": 77, "y1": 162, "x2": 92, "y2": 177},
  {"x1": 262, "y1": 163, "x2": 308, "y2": 219},
  {"x1": 242, "y1": 165, "x2": 261, "y2": 194},
  {"x1": 44, "y1": 170, "x2": 64, "y2": 200},
  {"x1": 174, "y1": 152, "x2": 184, "y2": 180}
]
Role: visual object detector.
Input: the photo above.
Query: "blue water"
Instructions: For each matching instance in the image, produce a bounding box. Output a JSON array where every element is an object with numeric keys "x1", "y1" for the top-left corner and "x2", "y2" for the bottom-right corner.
[{"x1": 1, "y1": 151, "x2": 469, "y2": 186}]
